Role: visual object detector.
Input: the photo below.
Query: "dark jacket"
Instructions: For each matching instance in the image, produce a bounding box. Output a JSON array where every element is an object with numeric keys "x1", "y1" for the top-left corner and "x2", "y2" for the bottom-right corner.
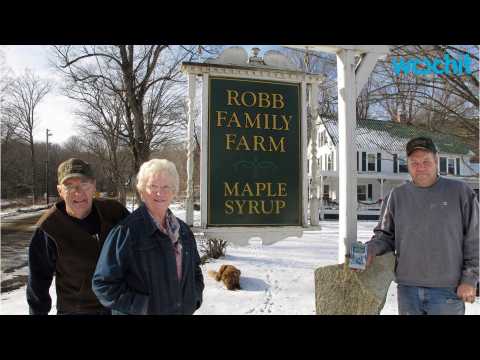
[
  {"x1": 27, "y1": 198, "x2": 130, "y2": 314},
  {"x1": 92, "y1": 204, "x2": 204, "y2": 315}
]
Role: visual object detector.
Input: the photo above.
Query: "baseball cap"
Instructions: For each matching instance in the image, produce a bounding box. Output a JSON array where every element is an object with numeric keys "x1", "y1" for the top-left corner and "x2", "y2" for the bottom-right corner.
[
  {"x1": 57, "y1": 158, "x2": 95, "y2": 184},
  {"x1": 406, "y1": 137, "x2": 437, "y2": 157}
]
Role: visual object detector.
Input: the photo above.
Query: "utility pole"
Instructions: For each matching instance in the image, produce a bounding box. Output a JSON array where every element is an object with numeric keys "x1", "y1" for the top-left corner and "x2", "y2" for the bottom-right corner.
[{"x1": 45, "y1": 129, "x2": 52, "y2": 205}]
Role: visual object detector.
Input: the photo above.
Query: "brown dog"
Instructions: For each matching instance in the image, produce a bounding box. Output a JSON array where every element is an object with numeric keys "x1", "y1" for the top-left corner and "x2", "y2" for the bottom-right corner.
[{"x1": 207, "y1": 265, "x2": 241, "y2": 290}]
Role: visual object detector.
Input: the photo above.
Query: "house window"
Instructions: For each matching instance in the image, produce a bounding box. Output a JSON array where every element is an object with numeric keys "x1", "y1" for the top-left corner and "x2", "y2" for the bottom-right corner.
[
  {"x1": 319, "y1": 130, "x2": 327, "y2": 146},
  {"x1": 368, "y1": 184, "x2": 373, "y2": 200},
  {"x1": 399, "y1": 157, "x2": 408, "y2": 173},
  {"x1": 448, "y1": 159, "x2": 455, "y2": 175},
  {"x1": 368, "y1": 154, "x2": 376, "y2": 171},
  {"x1": 327, "y1": 153, "x2": 333, "y2": 171},
  {"x1": 357, "y1": 185, "x2": 367, "y2": 201},
  {"x1": 393, "y1": 154, "x2": 398, "y2": 173},
  {"x1": 439, "y1": 157, "x2": 447, "y2": 175},
  {"x1": 323, "y1": 185, "x2": 330, "y2": 201}
]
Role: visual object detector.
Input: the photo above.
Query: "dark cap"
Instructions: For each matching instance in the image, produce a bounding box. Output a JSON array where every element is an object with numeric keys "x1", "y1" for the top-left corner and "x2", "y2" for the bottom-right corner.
[
  {"x1": 406, "y1": 137, "x2": 437, "y2": 157},
  {"x1": 57, "y1": 158, "x2": 94, "y2": 184}
]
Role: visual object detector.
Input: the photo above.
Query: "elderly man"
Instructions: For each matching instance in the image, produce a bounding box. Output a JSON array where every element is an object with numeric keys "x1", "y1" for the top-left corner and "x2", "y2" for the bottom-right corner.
[
  {"x1": 92, "y1": 159, "x2": 204, "y2": 315},
  {"x1": 27, "y1": 158, "x2": 130, "y2": 315},
  {"x1": 361, "y1": 137, "x2": 479, "y2": 315}
]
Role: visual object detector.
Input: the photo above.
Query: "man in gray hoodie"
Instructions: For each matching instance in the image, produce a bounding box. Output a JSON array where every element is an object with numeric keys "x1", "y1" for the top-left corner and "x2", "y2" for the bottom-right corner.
[{"x1": 363, "y1": 137, "x2": 478, "y2": 315}]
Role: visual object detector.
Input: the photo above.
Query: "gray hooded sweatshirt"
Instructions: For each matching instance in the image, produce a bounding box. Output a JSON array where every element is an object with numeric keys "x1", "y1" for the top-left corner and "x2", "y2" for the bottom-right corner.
[{"x1": 367, "y1": 176, "x2": 479, "y2": 288}]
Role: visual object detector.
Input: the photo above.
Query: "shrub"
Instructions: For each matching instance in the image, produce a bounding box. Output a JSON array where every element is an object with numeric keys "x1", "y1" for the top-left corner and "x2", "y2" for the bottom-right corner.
[{"x1": 200, "y1": 238, "x2": 228, "y2": 264}]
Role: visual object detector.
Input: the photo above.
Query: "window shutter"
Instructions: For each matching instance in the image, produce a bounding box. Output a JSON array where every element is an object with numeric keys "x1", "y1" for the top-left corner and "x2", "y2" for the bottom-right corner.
[
  {"x1": 368, "y1": 184, "x2": 373, "y2": 200},
  {"x1": 377, "y1": 153, "x2": 381, "y2": 172},
  {"x1": 357, "y1": 151, "x2": 359, "y2": 171},
  {"x1": 456, "y1": 158, "x2": 460, "y2": 175},
  {"x1": 393, "y1": 154, "x2": 398, "y2": 173},
  {"x1": 362, "y1": 152, "x2": 366, "y2": 172}
]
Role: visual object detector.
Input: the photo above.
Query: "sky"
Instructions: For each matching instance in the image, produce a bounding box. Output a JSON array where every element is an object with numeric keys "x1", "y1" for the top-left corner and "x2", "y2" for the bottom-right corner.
[
  {"x1": 1, "y1": 45, "x2": 281, "y2": 145},
  {"x1": 1, "y1": 45, "x2": 81, "y2": 144}
]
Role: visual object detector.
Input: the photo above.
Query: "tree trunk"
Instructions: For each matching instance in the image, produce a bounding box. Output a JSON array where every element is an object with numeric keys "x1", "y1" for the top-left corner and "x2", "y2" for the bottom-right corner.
[
  {"x1": 129, "y1": 99, "x2": 150, "y2": 174},
  {"x1": 134, "y1": 145, "x2": 150, "y2": 174}
]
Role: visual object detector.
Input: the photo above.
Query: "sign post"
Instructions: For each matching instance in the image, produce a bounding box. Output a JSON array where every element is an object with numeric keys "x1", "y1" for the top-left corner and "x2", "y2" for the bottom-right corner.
[{"x1": 284, "y1": 45, "x2": 389, "y2": 261}]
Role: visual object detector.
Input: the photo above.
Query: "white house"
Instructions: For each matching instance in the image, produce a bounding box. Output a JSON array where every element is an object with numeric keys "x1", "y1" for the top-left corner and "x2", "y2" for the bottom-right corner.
[{"x1": 307, "y1": 116, "x2": 479, "y2": 219}]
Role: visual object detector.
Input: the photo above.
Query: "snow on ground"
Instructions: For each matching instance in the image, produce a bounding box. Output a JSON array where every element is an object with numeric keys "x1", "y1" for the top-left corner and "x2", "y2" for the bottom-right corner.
[
  {"x1": 0, "y1": 210, "x2": 43, "y2": 224},
  {"x1": 2, "y1": 214, "x2": 479, "y2": 315},
  {"x1": 0, "y1": 205, "x2": 50, "y2": 219}
]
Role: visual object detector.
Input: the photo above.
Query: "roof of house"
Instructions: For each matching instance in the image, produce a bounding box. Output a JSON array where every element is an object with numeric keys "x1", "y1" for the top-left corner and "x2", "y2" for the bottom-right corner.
[{"x1": 320, "y1": 116, "x2": 473, "y2": 155}]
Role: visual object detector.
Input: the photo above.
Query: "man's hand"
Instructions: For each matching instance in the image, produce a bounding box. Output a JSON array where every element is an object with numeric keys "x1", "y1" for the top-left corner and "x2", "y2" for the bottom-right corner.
[{"x1": 457, "y1": 283, "x2": 477, "y2": 304}]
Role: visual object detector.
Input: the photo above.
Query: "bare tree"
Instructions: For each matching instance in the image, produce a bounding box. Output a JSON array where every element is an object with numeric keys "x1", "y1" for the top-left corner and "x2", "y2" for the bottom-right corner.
[
  {"x1": 51, "y1": 45, "x2": 204, "y2": 174},
  {"x1": 2, "y1": 70, "x2": 51, "y2": 204},
  {"x1": 370, "y1": 59, "x2": 423, "y2": 123},
  {"x1": 62, "y1": 135, "x2": 88, "y2": 155},
  {"x1": 0, "y1": 48, "x2": 14, "y2": 144},
  {"x1": 0, "y1": 49, "x2": 13, "y2": 105},
  {"x1": 1, "y1": 51, "x2": 16, "y2": 147},
  {"x1": 285, "y1": 47, "x2": 337, "y2": 103},
  {"x1": 285, "y1": 45, "x2": 478, "y2": 144},
  {"x1": 65, "y1": 79, "x2": 133, "y2": 205},
  {"x1": 356, "y1": 76, "x2": 378, "y2": 120},
  {"x1": 282, "y1": 47, "x2": 338, "y2": 141},
  {"x1": 142, "y1": 76, "x2": 187, "y2": 150},
  {"x1": 370, "y1": 45, "x2": 479, "y2": 151}
]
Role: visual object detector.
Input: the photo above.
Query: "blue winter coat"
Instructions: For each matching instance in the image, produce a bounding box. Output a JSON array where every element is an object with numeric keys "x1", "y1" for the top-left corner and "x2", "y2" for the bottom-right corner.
[{"x1": 92, "y1": 204, "x2": 204, "y2": 315}]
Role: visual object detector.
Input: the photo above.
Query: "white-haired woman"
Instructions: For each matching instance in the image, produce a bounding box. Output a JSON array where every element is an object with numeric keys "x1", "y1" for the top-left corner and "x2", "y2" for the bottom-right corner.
[{"x1": 92, "y1": 159, "x2": 204, "y2": 315}]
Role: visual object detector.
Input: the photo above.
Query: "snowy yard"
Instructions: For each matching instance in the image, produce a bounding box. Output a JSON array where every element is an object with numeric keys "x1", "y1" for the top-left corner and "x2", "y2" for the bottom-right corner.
[{"x1": 1, "y1": 203, "x2": 479, "y2": 315}]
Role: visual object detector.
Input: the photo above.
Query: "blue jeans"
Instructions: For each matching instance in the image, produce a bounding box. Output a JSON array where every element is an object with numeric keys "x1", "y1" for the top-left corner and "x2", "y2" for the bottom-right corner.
[{"x1": 397, "y1": 284, "x2": 465, "y2": 315}]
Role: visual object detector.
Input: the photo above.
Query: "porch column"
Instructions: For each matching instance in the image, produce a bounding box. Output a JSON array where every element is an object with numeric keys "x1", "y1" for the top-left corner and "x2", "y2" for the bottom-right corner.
[
  {"x1": 319, "y1": 175, "x2": 324, "y2": 220},
  {"x1": 185, "y1": 73, "x2": 196, "y2": 226},
  {"x1": 380, "y1": 178, "x2": 384, "y2": 200},
  {"x1": 309, "y1": 83, "x2": 320, "y2": 226},
  {"x1": 337, "y1": 49, "x2": 358, "y2": 263}
]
